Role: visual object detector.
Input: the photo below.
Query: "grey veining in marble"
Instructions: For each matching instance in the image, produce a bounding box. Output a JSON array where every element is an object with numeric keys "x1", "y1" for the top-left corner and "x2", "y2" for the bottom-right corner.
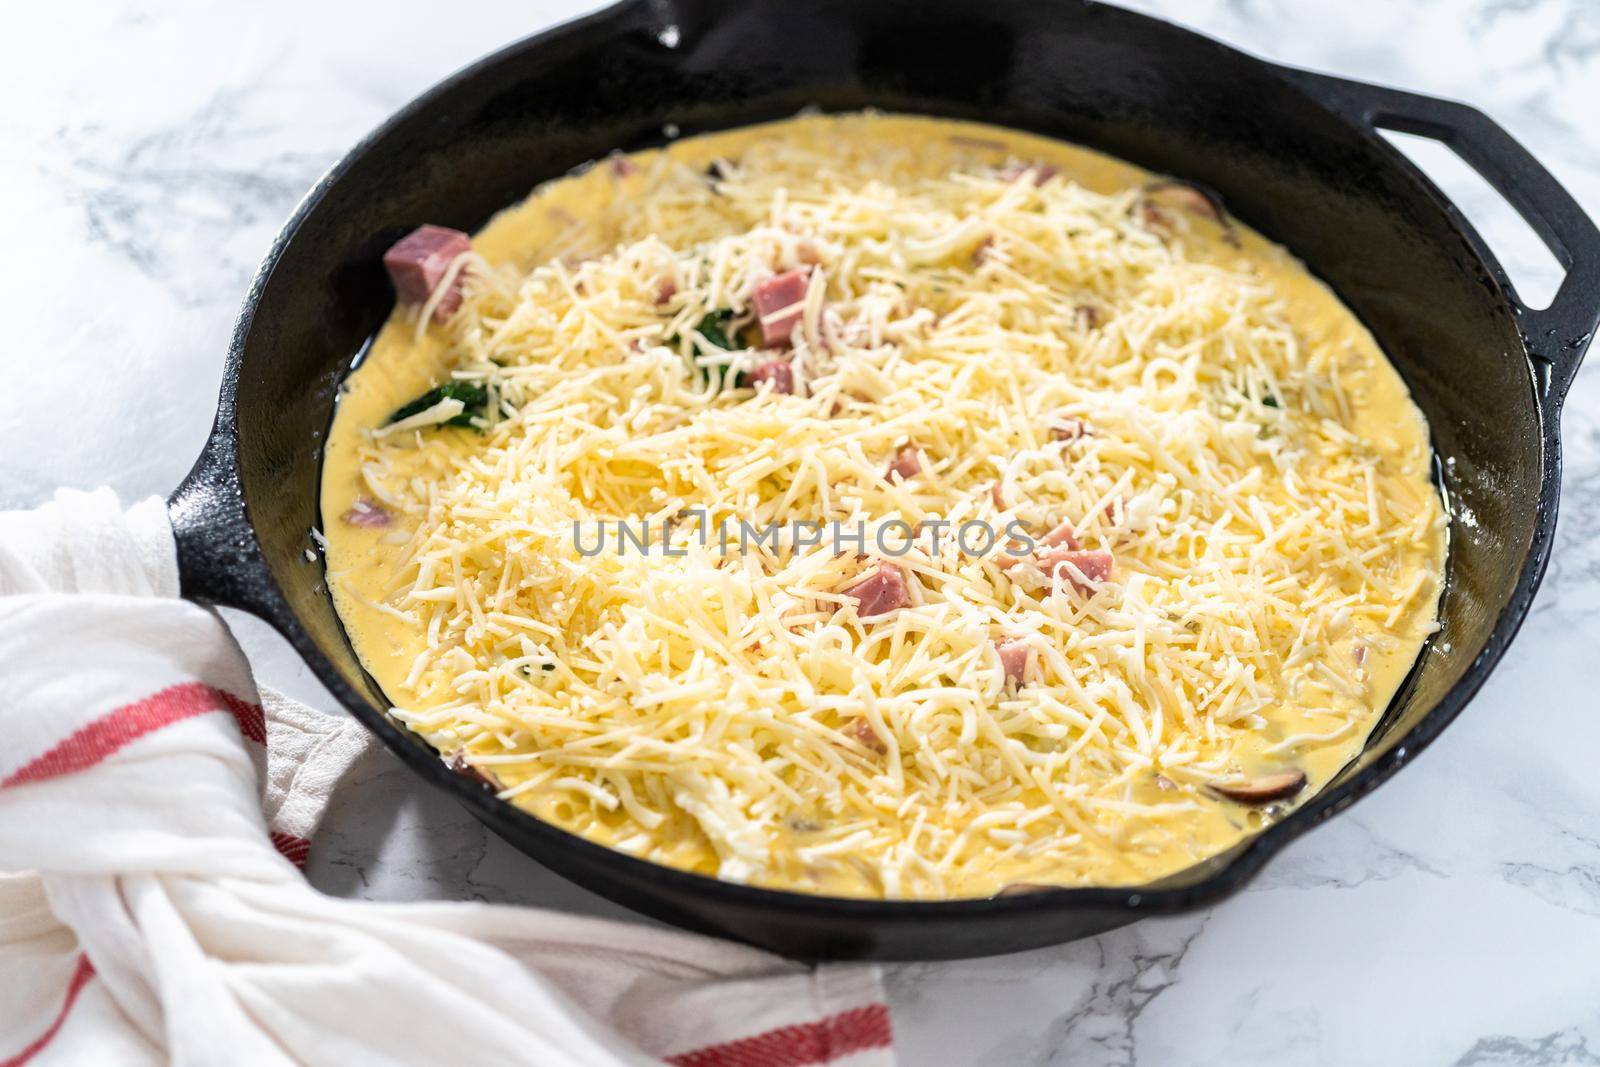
[{"x1": 6, "y1": 1, "x2": 1600, "y2": 1063}]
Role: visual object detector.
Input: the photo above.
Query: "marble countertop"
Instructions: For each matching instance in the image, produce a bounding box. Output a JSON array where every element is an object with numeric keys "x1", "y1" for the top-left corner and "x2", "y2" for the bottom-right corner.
[{"x1": 7, "y1": 0, "x2": 1600, "y2": 1062}]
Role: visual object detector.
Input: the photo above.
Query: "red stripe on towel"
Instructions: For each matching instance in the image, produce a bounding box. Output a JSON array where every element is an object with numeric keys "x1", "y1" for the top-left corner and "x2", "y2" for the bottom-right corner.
[
  {"x1": 1, "y1": 682, "x2": 264, "y2": 788},
  {"x1": 1, "y1": 954, "x2": 96, "y2": 1066},
  {"x1": 220, "y1": 688, "x2": 267, "y2": 744},
  {"x1": 665, "y1": 1004, "x2": 893, "y2": 1067},
  {"x1": 270, "y1": 831, "x2": 311, "y2": 868}
]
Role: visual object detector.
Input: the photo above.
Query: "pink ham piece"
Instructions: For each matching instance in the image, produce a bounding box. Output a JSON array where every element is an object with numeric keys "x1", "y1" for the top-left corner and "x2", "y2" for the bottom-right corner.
[
  {"x1": 383, "y1": 225, "x2": 471, "y2": 321},
  {"x1": 1039, "y1": 519, "x2": 1080, "y2": 551},
  {"x1": 842, "y1": 567, "x2": 912, "y2": 620},
  {"x1": 752, "y1": 269, "x2": 811, "y2": 347},
  {"x1": 995, "y1": 639, "x2": 1032, "y2": 688},
  {"x1": 1038, "y1": 547, "x2": 1114, "y2": 594},
  {"x1": 341, "y1": 499, "x2": 391, "y2": 528},
  {"x1": 993, "y1": 541, "x2": 1030, "y2": 570},
  {"x1": 748, "y1": 359, "x2": 795, "y2": 395},
  {"x1": 885, "y1": 446, "x2": 922, "y2": 482}
]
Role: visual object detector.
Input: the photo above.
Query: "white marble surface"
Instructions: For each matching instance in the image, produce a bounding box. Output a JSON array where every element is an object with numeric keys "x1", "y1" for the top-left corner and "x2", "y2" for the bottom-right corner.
[{"x1": 6, "y1": 0, "x2": 1600, "y2": 1063}]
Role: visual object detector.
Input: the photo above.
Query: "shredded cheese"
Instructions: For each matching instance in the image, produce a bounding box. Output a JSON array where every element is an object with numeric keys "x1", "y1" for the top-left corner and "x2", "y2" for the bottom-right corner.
[{"x1": 323, "y1": 114, "x2": 1446, "y2": 899}]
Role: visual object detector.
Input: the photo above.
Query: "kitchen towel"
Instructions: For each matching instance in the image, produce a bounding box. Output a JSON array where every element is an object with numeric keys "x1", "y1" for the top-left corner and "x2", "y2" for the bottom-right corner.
[{"x1": 0, "y1": 488, "x2": 893, "y2": 1067}]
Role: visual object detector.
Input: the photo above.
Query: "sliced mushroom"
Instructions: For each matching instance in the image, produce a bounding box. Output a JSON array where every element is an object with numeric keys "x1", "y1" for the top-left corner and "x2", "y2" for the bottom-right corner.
[
  {"x1": 341, "y1": 498, "x2": 392, "y2": 528},
  {"x1": 447, "y1": 752, "x2": 499, "y2": 791},
  {"x1": 1136, "y1": 199, "x2": 1175, "y2": 233},
  {"x1": 843, "y1": 716, "x2": 889, "y2": 756},
  {"x1": 1207, "y1": 768, "x2": 1307, "y2": 805},
  {"x1": 1050, "y1": 416, "x2": 1088, "y2": 442},
  {"x1": 1139, "y1": 180, "x2": 1239, "y2": 245},
  {"x1": 999, "y1": 162, "x2": 1060, "y2": 186},
  {"x1": 1143, "y1": 179, "x2": 1228, "y2": 222}
]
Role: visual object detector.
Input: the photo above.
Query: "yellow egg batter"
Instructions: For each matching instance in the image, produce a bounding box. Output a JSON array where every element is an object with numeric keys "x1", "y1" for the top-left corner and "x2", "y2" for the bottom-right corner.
[{"x1": 320, "y1": 113, "x2": 1446, "y2": 899}]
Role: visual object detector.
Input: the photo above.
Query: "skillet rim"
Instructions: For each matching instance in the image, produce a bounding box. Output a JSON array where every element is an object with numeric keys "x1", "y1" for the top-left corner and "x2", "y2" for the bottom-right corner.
[{"x1": 174, "y1": 0, "x2": 1581, "y2": 938}]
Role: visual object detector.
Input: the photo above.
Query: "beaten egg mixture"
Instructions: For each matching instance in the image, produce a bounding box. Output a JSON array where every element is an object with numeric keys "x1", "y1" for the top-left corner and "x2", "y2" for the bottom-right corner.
[{"x1": 320, "y1": 114, "x2": 1447, "y2": 899}]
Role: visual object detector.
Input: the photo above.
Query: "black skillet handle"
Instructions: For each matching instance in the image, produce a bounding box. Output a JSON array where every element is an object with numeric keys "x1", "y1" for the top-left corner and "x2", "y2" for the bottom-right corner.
[
  {"x1": 1282, "y1": 67, "x2": 1600, "y2": 408},
  {"x1": 167, "y1": 420, "x2": 280, "y2": 619}
]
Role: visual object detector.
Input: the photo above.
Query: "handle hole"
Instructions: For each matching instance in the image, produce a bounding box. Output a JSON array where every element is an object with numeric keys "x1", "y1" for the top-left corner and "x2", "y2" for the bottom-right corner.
[{"x1": 1378, "y1": 128, "x2": 1565, "y2": 311}]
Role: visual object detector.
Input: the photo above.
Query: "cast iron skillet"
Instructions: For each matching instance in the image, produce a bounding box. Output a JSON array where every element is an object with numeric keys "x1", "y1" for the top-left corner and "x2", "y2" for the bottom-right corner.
[{"x1": 167, "y1": 0, "x2": 1600, "y2": 960}]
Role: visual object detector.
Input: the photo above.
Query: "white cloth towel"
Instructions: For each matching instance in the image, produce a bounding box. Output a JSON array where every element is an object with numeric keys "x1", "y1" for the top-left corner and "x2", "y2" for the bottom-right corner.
[{"x1": 0, "y1": 489, "x2": 893, "y2": 1067}]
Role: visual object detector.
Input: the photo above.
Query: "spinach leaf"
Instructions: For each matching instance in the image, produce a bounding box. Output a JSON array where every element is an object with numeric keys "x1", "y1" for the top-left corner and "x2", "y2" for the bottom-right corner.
[
  {"x1": 667, "y1": 309, "x2": 743, "y2": 391},
  {"x1": 693, "y1": 309, "x2": 737, "y2": 352},
  {"x1": 388, "y1": 381, "x2": 489, "y2": 428}
]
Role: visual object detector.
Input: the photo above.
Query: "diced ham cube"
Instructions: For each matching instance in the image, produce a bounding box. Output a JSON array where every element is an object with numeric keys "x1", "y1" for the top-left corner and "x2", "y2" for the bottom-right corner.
[
  {"x1": 749, "y1": 359, "x2": 796, "y2": 395},
  {"x1": 993, "y1": 540, "x2": 1030, "y2": 570},
  {"x1": 1039, "y1": 519, "x2": 1080, "y2": 550},
  {"x1": 655, "y1": 279, "x2": 677, "y2": 305},
  {"x1": 1038, "y1": 547, "x2": 1114, "y2": 594},
  {"x1": 341, "y1": 498, "x2": 391, "y2": 528},
  {"x1": 383, "y1": 225, "x2": 471, "y2": 321},
  {"x1": 752, "y1": 269, "x2": 810, "y2": 347},
  {"x1": 843, "y1": 567, "x2": 912, "y2": 620},
  {"x1": 885, "y1": 446, "x2": 922, "y2": 482},
  {"x1": 996, "y1": 639, "x2": 1032, "y2": 687}
]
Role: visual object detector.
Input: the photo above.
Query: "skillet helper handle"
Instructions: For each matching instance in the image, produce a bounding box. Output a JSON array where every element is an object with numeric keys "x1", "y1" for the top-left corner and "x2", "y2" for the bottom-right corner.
[
  {"x1": 168, "y1": 428, "x2": 277, "y2": 616},
  {"x1": 1282, "y1": 68, "x2": 1600, "y2": 407}
]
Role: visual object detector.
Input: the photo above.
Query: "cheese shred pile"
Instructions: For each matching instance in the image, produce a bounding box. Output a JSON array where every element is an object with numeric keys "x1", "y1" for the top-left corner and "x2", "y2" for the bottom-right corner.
[{"x1": 328, "y1": 115, "x2": 1445, "y2": 898}]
